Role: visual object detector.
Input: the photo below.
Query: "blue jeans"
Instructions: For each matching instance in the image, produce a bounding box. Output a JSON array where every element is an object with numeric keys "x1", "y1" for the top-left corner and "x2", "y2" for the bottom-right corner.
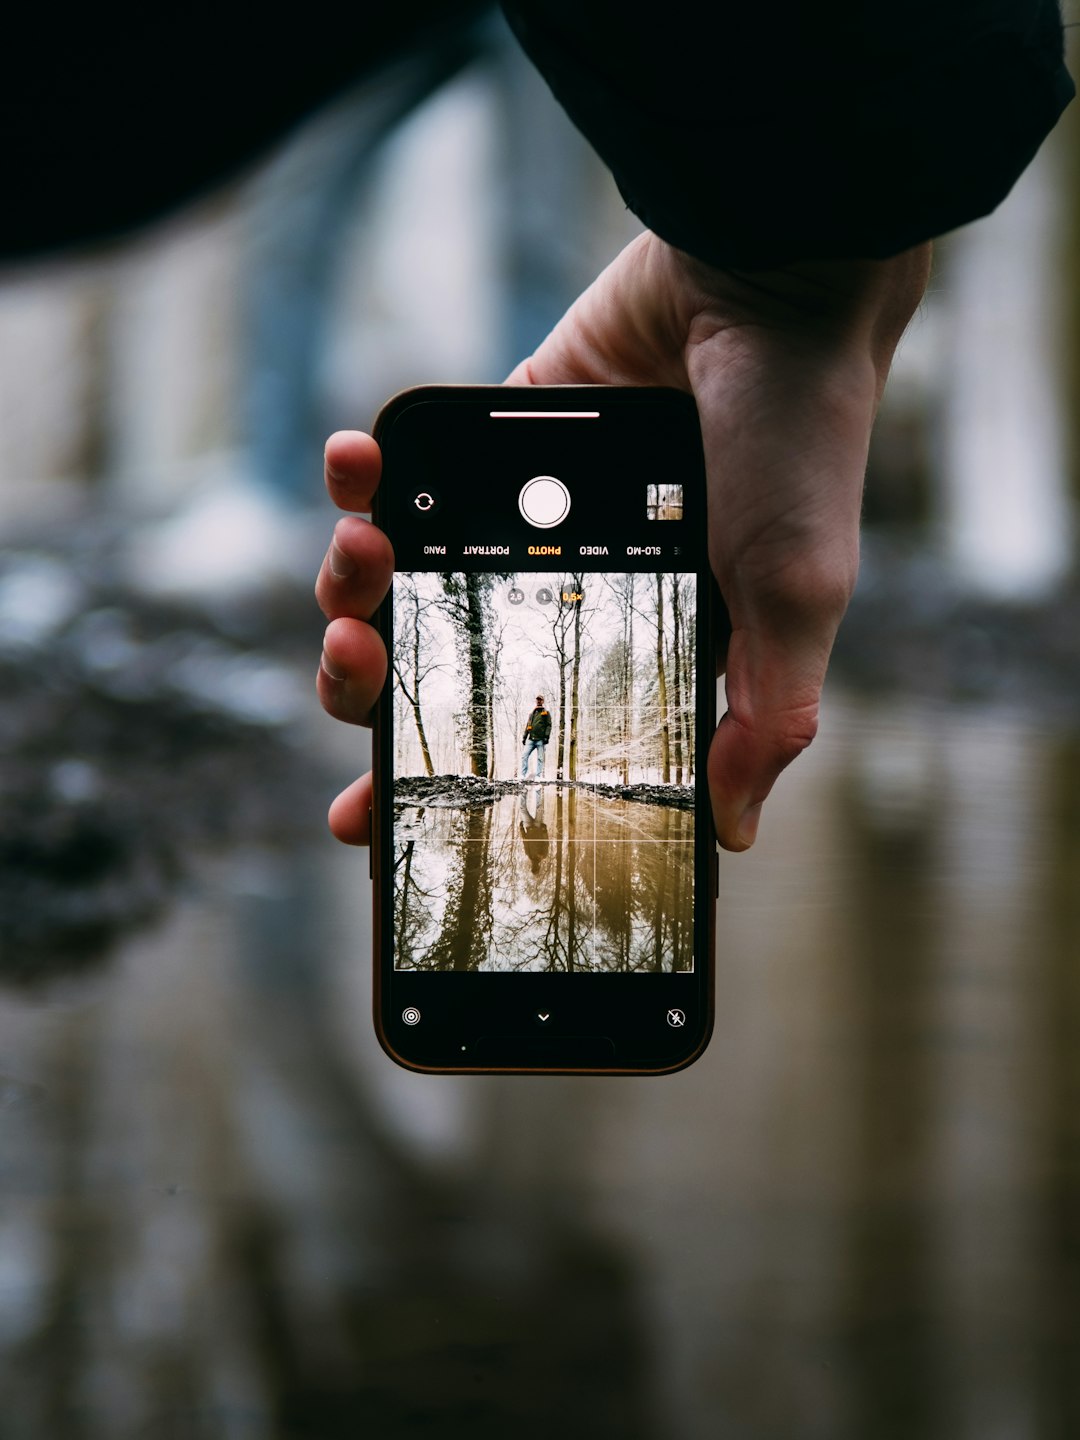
[{"x1": 521, "y1": 738, "x2": 546, "y2": 778}]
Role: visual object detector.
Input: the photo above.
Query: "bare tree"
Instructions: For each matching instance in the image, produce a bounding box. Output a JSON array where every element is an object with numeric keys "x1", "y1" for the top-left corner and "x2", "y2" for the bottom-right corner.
[
  {"x1": 670, "y1": 573, "x2": 684, "y2": 784},
  {"x1": 567, "y1": 571, "x2": 586, "y2": 781},
  {"x1": 654, "y1": 573, "x2": 671, "y2": 783},
  {"x1": 677, "y1": 574, "x2": 696, "y2": 783},
  {"x1": 392, "y1": 574, "x2": 439, "y2": 776},
  {"x1": 437, "y1": 573, "x2": 498, "y2": 777},
  {"x1": 621, "y1": 573, "x2": 635, "y2": 785},
  {"x1": 545, "y1": 578, "x2": 576, "y2": 779},
  {"x1": 487, "y1": 610, "x2": 508, "y2": 776},
  {"x1": 592, "y1": 574, "x2": 642, "y2": 783}
]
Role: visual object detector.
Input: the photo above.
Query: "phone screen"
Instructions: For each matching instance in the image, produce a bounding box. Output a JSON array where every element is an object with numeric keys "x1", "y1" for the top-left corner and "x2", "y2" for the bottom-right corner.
[{"x1": 372, "y1": 387, "x2": 714, "y2": 1073}]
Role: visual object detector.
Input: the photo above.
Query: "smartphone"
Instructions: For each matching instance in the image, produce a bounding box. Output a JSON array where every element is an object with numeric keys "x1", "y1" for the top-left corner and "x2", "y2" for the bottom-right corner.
[{"x1": 370, "y1": 385, "x2": 715, "y2": 1074}]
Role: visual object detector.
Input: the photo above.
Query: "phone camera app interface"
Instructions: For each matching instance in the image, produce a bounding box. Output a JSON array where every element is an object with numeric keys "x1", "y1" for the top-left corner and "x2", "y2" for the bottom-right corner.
[{"x1": 378, "y1": 390, "x2": 710, "y2": 1015}]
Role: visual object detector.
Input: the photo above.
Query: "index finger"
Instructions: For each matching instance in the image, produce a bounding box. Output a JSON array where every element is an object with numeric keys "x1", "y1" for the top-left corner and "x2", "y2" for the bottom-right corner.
[{"x1": 325, "y1": 430, "x2": 382, "y2": 514}]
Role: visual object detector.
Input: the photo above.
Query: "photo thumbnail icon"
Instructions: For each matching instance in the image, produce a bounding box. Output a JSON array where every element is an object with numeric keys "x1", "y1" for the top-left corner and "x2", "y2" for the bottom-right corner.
[{"x1": 646, "y1": 484, "x2": 683, "y2": 521}]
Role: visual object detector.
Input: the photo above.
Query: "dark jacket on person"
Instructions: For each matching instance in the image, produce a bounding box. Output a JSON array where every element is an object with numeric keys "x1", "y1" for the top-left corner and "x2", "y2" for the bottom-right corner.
[{"x1": 523, "y1": 707, "x2": 552, "y2": 744}]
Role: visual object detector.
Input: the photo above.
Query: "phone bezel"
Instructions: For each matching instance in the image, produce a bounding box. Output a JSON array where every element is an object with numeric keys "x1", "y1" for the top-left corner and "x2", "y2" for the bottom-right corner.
[{"x1": 370, "y1": 385, "x2": 715, "y2": 1075}]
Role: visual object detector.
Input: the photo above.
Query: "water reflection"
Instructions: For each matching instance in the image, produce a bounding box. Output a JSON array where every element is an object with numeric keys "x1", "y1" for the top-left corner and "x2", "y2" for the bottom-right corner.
[
  {"x1": 5, "y1": 695, "x2": 1080, "y2": 1438},
  {"x1": 394, "y1": 786, "x2": 693, "y2": 973},
  {"x1": 518, "y1": 785, "x2": 550, "y2": 870}
]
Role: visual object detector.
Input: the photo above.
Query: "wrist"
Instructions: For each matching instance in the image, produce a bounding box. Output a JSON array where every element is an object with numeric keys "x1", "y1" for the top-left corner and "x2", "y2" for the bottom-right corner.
[{"x1": 669, "y1": 240, "x2": 932, "y2": 376}]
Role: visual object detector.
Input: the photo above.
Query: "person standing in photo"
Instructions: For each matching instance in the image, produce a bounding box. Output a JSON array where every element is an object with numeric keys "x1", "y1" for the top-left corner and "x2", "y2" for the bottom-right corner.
[{"x1": 521, "y1": 696, "x2": 552, "y2": 779}]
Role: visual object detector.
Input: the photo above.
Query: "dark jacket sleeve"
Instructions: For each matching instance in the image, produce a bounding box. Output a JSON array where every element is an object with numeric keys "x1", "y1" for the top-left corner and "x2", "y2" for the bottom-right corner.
[
  {"x1": 2, "y1": 3, "x2": 1072, "y2": 265},
  {"x1": 501, "y1": 1, "x2": 1075, "y2": 267},
  {"x1": 0, "y1": 3, "x2": 489, "y2": 261}
]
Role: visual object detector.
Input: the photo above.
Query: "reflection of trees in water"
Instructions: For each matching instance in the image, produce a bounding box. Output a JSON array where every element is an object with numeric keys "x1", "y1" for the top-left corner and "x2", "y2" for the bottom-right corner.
[
  {"x1": 0, "y1": 870, "x2": 657, "y2": 1439},
  {"x1": 396, "y1": 794, "x2": 692, "y2": 973},
  {"x1": 591, "y1": 805, "x2": 691, "y2": 973},
  {"x1": 393, "y1": 835, "x2": 440, "y2": 971},
  {"x1": 493, "y1": 790, "x2": 582, "y2": 972},
  {"x1": 549, "y1": 790, "x2": 585, "y2": 972},
  {"x1": 399, "y1": 807, "x2": 496, "y2": 971}
]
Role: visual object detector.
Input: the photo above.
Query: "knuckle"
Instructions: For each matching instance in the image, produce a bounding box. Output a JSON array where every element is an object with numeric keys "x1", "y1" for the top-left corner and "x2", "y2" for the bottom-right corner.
[
  {"x1": 768, "y1": 711, "x2": 819, "y2": 768},
  {"x1": 755, "y1": 561, "x2": 854, "y2": 633},
  {"x1": 744, "y1": 703, "x2": 819, "y2": 773},
  {"x1": 726, "y1": 700, "x2": 820, "y2": 775},
  {"x1": 727, "y1": 532, "x2": 858, "y2": 635}
]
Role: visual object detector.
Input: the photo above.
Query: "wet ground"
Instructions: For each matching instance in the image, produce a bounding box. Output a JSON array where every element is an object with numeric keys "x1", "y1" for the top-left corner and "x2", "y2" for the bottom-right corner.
[
  {"x1": 3, "y1": 553, "x2": 1080, "y2": 1437},
  {"x1": 0, "y1": 544, "x2": 325, "y2": 986}
]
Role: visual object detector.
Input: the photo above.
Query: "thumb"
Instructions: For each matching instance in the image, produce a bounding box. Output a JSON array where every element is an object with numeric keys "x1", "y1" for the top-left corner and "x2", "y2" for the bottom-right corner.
[
  {"x1": 503, "y1": 280, "x2": 613, "y2": 386},
  {"x1": 503, "y1": 234, "x2": 690, "y2": 389},
  {"x1": 504, "y1": 324, "x2": 613, "y2": 387}
]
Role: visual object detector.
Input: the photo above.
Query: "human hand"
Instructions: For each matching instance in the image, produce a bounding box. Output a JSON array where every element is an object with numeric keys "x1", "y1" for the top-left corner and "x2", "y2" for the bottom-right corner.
[
  {"x1": 504, "y1": 233, "x2": 931, "y2": 848},
  {"x1": 316, "y1": 232, "x2": 930, "y2": 850},
  {"x1": 315, "y1": 430, "x2": 393, "y2": 846}
]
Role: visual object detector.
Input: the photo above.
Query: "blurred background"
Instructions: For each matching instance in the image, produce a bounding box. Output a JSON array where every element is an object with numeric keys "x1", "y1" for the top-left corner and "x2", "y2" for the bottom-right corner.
[{"x1": 1, "y1": 11, "x2": 1079, "y2": 1438}]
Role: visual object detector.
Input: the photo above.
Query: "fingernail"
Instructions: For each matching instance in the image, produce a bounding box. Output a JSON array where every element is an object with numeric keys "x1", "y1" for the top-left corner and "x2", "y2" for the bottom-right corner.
[
  {"x1": 320, "y1": 649, "x2": 347, "y2": 682},
  {"x1": 736, "y1": 802, "x2": 762, "y2": 849},
  {"x1": 324, "y1": 444, "x2": 344, "y2": 481},
  {"x1": 328, "y1": 543, "x2": 355, "y2": 580}
]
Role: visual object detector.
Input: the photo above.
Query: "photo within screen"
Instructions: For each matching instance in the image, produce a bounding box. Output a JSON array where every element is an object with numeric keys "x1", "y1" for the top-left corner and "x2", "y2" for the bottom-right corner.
[
  {"x1": 646, "y1": 483, "x2": 683, "y2": 520},
  {"x1": 391, "y1": 571, "x2": 697, "y2": 974}
]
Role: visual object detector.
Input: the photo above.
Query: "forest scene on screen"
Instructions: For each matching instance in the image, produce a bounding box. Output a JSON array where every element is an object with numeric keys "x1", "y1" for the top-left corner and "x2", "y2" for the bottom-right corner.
[{"x1": 391, "y1": 571, "x2": 697, "y2": 973}]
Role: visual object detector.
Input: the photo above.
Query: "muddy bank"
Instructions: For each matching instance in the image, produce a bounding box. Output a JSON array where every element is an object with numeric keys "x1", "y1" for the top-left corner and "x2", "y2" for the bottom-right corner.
[
  {"x1": 394, "y1": 775, "x2": 694, "y2": 810},
  {"x1": 578, "y1": 780, "x2": 694, "y2": 810},
  {"x1": 0, "y1": 539, "x2": 326, "y2": 985}
]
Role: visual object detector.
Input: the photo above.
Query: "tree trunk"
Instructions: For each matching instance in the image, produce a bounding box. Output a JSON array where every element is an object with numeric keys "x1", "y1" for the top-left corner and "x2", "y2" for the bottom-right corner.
[
  {"x1": 681, "y1": 590, "x2": 694, "y2": 783},
  {"x1": 464, "y1": 573, "x2": 491, "y2": 777},
  {"x1": 655, "y1": 574, "x2": 670, "y2": 783},
  {"x1": 550, "y1": 583, "x2": 571, "y2": 779},
  {"x1": 393, "y1": 579, "x2": 435, "y2": 776},
  {"x1": 568, "y1": 573, "x2": 583, "y2": 781},
  {"x1": 671, "y1": 574, "x2": 683, "y2": 784},
  {"x1": 412, "y1": 700, "x2": 435, "y2": 777},
  {"x1": 487, "y1": 624, "x2": 502, "y2": 779},
  {"x1": 623, "y1": 576, "x2": 634, "y2": 785}
]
